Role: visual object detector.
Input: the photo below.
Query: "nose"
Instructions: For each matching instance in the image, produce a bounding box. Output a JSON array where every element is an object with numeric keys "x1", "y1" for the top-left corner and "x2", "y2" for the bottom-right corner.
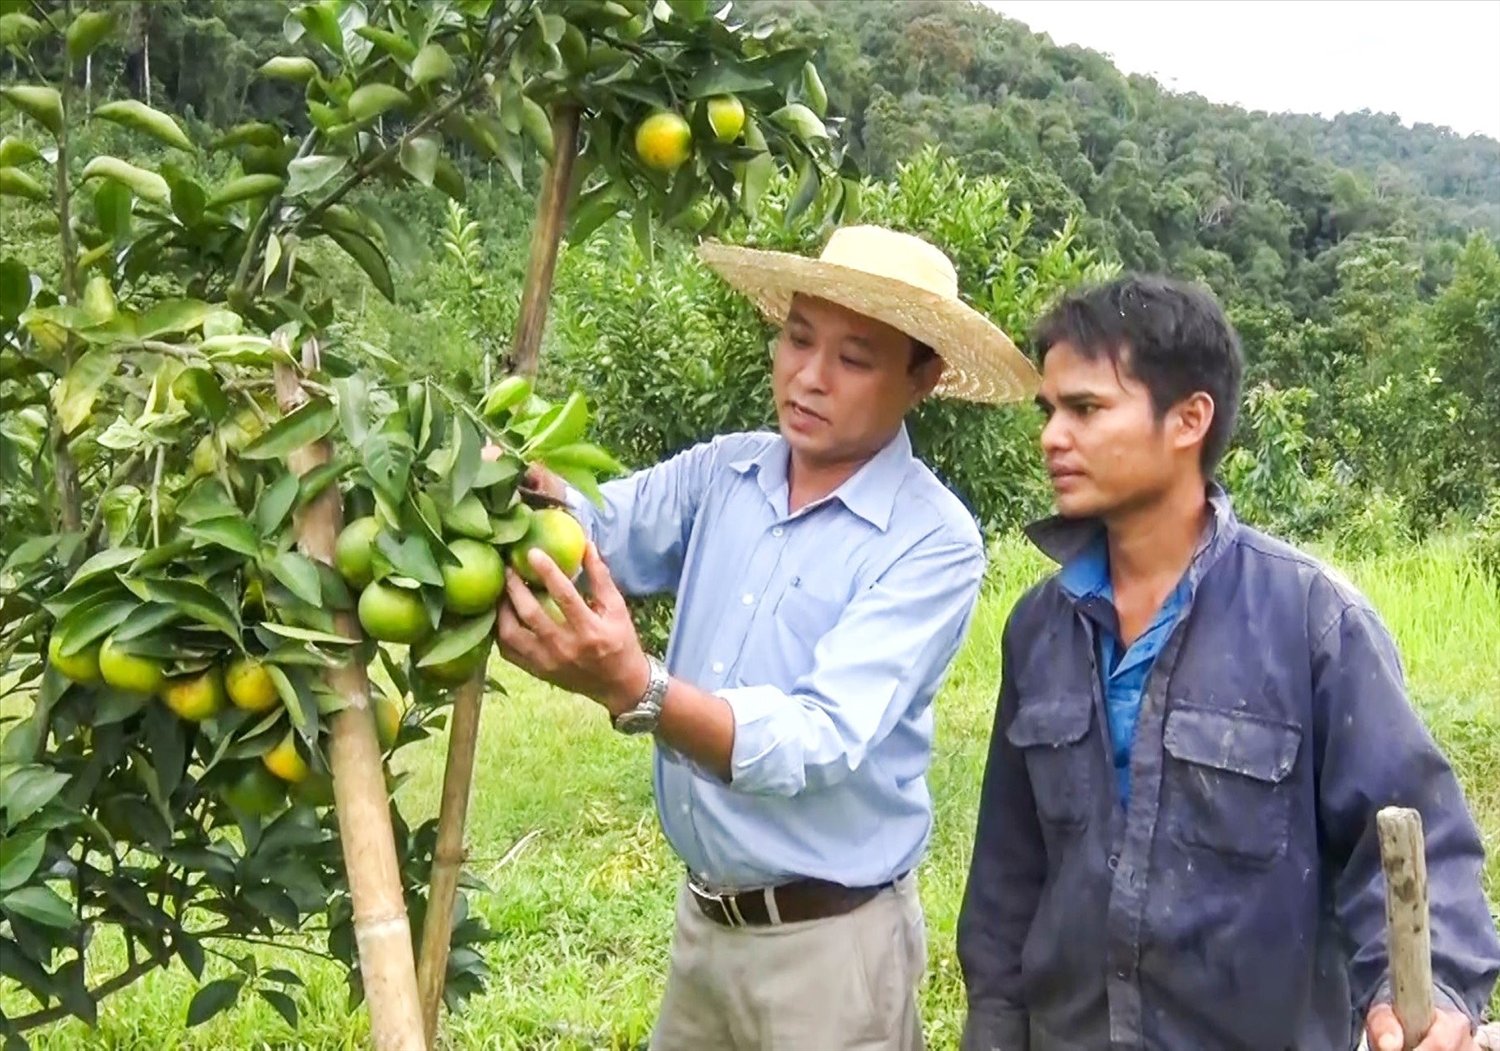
[
  {"x1": 1040, "y1": 412, "x2": 1069, "y2": 457},
  {"x1": 794, "y1": 347, "x2": 833, "y2": 395}
]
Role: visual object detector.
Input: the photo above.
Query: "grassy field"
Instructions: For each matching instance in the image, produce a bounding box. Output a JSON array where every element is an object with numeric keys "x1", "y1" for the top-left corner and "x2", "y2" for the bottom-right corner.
[{"x1": 5, "y1": 537, "x2": 1498, "y2": 1049}]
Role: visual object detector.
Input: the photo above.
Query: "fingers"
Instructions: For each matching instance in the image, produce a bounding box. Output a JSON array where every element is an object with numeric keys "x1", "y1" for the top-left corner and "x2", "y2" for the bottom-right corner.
[
  {"x1": 523, "y1": 464, "x2": 566, "y2": 501},
  {"x1": 1414, "y1": 1009, "x2": 1479, "y2": 1051},
  {"x1": 495, "y1": 592, "x2": 541, "y2": 670},
  {"x1": 1367, "y1": 1003, "x2": 1403, "y2": 1051},
  {"x1": 581, "y1": 542, "x2": 624, "y2": 614},
  {"x1": 527, "y1": 549, "x2": 594, "y2": 624}
]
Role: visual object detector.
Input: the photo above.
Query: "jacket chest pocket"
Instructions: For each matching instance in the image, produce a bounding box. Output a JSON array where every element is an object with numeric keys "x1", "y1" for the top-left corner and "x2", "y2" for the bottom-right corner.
[
  {"x1": 1163, "y1": 704, "x2": 1301, "y2": 865},
  {"x1": 1006, "y1": 697, "x2": 1095, "y2": 829}
]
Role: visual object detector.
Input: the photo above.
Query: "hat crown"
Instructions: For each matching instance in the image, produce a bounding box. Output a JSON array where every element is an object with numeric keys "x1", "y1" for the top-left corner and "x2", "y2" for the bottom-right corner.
[{"x1": 818, "y1": 225, "x2": 958, "y2": 300}]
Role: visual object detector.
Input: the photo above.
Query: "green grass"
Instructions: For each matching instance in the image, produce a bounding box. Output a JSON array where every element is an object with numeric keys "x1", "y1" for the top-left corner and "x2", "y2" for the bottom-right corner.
[{"x1": 4, "y1": 538, "x2": 1497, "y2": 1048}]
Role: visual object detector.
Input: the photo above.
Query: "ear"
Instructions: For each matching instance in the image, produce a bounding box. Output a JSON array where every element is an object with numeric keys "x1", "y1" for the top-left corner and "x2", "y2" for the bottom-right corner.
[
  {"x1": 1171, "y1": 391, "x2": 1215, "y2": 454},
  {"x1": 910, "y1": 354, "x2": 944, "y2": 407}
]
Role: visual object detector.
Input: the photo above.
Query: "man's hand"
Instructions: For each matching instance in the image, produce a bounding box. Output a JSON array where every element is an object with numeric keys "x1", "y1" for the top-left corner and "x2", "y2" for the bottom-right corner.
[
  {"x1": 495, "y1": 541, "x2": 649, "y2": 717},
  {"x1": 1366, "y1": 1003, "x2": 1477, "y2": 1051}
]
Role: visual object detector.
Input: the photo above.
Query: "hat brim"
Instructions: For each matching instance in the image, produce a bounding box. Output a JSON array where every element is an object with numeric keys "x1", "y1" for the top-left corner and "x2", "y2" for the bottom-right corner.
[{"x1": 696, "y1": 241, "x2": 1039, "y2": 405}]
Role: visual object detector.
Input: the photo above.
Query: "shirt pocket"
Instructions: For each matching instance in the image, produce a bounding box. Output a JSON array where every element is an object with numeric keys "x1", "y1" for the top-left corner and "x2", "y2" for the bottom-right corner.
[
  {"x1": 1006, "y1": 696, "x2": 1095, "y2": 829},
  {"x1": 740, "y1": 585, "x2": 845, "y2": 684},
  {"x1": 1162, "y1": 703, "x2": 1301, "y2": 866}
]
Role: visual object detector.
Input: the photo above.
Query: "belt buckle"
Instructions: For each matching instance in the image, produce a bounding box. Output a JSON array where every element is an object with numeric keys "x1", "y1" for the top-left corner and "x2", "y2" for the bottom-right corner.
[{"x1": 688, "y1": 875, "x2": 747, "y2": 928}]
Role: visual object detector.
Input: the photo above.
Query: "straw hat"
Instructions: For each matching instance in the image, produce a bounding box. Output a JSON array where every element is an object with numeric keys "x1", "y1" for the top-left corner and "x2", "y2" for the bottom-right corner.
[{"x1": 696, "y1": 225, "x2": 1039, "y2": 404}]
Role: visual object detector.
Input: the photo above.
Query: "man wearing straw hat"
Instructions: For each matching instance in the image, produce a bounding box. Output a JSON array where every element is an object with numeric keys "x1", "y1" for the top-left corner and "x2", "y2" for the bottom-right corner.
[
  {"x1": 495, "y1": 225, "x2": 1037, "y2": 1049},
  {"x1": 956, "y1": 275, "x2": 1499, "y2": 1051}
]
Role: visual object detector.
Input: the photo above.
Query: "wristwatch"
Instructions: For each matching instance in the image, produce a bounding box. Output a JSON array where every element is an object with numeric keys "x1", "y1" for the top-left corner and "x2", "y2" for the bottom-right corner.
[{"x1": 613, "y1": 655, "x2": 668, "y2": 735}]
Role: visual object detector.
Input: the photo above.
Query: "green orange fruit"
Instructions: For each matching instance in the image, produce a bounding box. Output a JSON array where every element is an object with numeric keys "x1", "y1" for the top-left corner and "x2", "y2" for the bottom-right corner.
[
  {"x1": 634, "y1": 111, "x2": 692, "y2": 172},
  {"x1": 357, "y1": 581, "x2": 430, "y2": 644},
  {"x1": 48, "y1": 634, "x2": 101, "y2": 684},
  {"x1": 160, "y1": 667, "x2": 226, "y2": 722},
  {"x1": 441, "y1": 538, "x2": 506, "y2": 616},
  {"x1": 226, "y1": 656, "x2": 279, "y2": 713},
  {"x1": 98, "y1": 635, "x2": 167, "y2": 695},
  {"x1": 374, "y1": 695, "x2": 402, "y2": 750},
  {"x1": 334, "y1": 516, "x2": 382, "y2": 588},
  {"x1": 222, "y1": 764, "x2": 286, "y2": 816},
  {"x1": 508, "y1": 508, "x2": 587, "y2": 585},
  {"x1": 291, "y1": 771, "x2": 335, "y2": 808},
  {"x1": 707, "y1": 95, "x2": 746, "y2": 143}
]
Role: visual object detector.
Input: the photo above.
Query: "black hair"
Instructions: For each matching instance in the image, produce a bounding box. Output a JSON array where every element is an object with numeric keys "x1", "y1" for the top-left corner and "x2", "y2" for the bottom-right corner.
[
  {"x1": 909, "y1": 338, "x2": 938, "y2": 372},
  {"x1": 1032, "y1": 274, "x2": 1244, "y2": 473}
]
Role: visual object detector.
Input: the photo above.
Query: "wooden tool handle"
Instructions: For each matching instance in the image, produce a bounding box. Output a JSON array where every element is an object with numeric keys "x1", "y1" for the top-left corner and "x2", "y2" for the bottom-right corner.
[{"x1": 1377, "y1": 806, "x2": 1435, "y2": 1050}]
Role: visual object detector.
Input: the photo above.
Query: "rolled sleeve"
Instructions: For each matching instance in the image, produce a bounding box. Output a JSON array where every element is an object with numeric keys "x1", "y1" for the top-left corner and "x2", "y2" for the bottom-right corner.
[{"x1": 717, "y1": 536, "x2": 985, "y2": 797}]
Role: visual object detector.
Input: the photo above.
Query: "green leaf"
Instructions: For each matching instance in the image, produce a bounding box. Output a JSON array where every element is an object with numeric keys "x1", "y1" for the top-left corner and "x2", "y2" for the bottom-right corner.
[
  {"x1": 93, "y1": 99, "x2": 194, "y2": 152},
  {"x1": 1, "y1": 166, "x2": 49, "y2": 201},
  {"x1": 54, "y1": 597, "x2": 135, "y2": 655},
  {"x1": 519, "y1": 96, "x2": 553, "y2": 159},
  {"x1": 0, "y1": 135, "x2": 43, "y2": 168},
  {"x1": 541, "y1": 441, "x2": 624, "y2": 476},
  {"x1": 326, "y1": 228, "x2": 394, "y2": 302},
  {"x1": 186, "y1": 978, "x2": 242, "y2": 1028},
  {"x1": 770, "y1": 103, "x2": 829, "y2": 142},
  {"x1": 207, "y1": 173, "x2": 284, "y2": 209},
  {"x1": 258, "y1": 55, "x2": 319, "y2": 82},
  {"x1": 346, "y1": 83, "x2": 408, "y2": 124},
  {"x1": 451, "y1": 417, "x2": 482, "y2": 505},
  {"x1": 258, "y1": 623, "x2": 356, "y2": 646},
  {"x1": 80, "y1": 156, "x2": 169, "y2": 203},
  {"x1": 296, "y1": 459, "x2": 350, "y2": 508},
  {"x1": 355, "y1": 24, "x2": 417, "y2": 63},
  {"x1": 398, "y1": 134, "x2": 439, "y2": 187},
  {"x1": 266, "y1": 664, "x2": 316, "y2": 736},
  {"x1": 375, "y1": 533, "x2": 443, "y2": 587},
  {"x1": 364, "y1": 430, "x2": 415, "y2": 500},
  {"x1": 1, "y1": 765, "x2": 69, "y2": 824},
  {"x1": 266, "y1": 552, "x2": 322, "y2": 606},
  {"x1": 686, "y1": 60, "x2": 773, "y2": 99},
  {"x1": 548, "y1": 462, "x2": 604, "y2": 507},
  {"x1": 184, "y1": 515, "x2": 261, "y2": 558},
  {"x1": 0, "y1": 13, "x2": 47, "y2": 51},
  {"x1": 293, "y1": 3, "x2": 342, "y2": 54},
  {"x1": 65, "y1": 545, "x2": 141, "y2": 588},
  {"x1": 410, "y1": 42, "x2": 454, "y2": 87},
  {"x1": 136, "y1": 298, "x2": 216, "y2": 340},
  {"x1": 109, "y1": 602, "x2": 181, "y2": 643},
  {"x1": 284, "y1": 155, "x2": 347, "y2": 198},
  {"x1": 522, "y1": 391, "x2": 589, "y2": 455},
  {"x1": 118, "y1": 578, "x2": 240, "y2": 644},
  {"x1": 258, "y1": 987, "x2": 298, "y2": 1029},
  {"x1": 65, "y1": 8, "x2": 114, "y2": 63},
  {"x1": 240, "y1": 398, "x2": 337, "y2": 461},
  {"x1": 94, "y1": 180, "x2": 132, "y2": 242},
  {"x1": 256, "y1": 472, "x2": 300, "y2": 537},
  {"x1": 0, "y1": 830, "x2": 48, "y2": 892},
  {"x1": 784, "y1": 157, "x2": 821, "y2": 224},
  {"x1": 1, "y1": 884, "x2": 74, "y2": 928},
  {"x1": 0, "y1": 85, "x2": 63, "y2": 137},
  {"x1": 415, "y1": 610, "x2": 495, "y2": 667},
  {"x1": 441, "y1": 493, "x2": 493, "y2": 539},
  {"x1": 740, "y1": 151, "x2": 774, "y2": 219},
  {"x1": 333, "y1": 374, "x2": 369, "y2": 447},
  {"x1": 212, "y1": 122, "x2": 283, "y2": 150},
  {"x1": 52, "y1": 349, "x2": 116, "y2": 434}
]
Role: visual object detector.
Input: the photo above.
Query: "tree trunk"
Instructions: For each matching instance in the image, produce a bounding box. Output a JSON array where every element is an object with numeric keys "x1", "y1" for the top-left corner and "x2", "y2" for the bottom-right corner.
[
  {"x1": 505, "y1": 104, "x2": 581, "y2": 378},
  {"x1": 417, "y1": 102, "x2": 583, "y2": 1042},
  {"x1": 274, "y1": 345, "x2": 426, "y2": 1051}
]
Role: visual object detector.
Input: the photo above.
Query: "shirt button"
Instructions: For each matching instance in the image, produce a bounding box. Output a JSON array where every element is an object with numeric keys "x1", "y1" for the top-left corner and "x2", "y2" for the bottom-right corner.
[
  {"x1": 711, "y1": 661, "x2": 725, "y2": 674},
  {"x1": 1107, "y1": 854, "x2": 1119, "y2": 871},
  {"x1": 771, "y1": 526, "x2": 784, "y2": 538},
  {"x1": 741, "y1": 593, "x2": 754, "y2": 605}
]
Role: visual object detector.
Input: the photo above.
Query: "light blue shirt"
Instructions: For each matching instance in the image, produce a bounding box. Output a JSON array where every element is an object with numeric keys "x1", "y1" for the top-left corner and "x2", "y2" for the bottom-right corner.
[
  {"x1": 569, "y1": 426, "x2": 986, "y2": 890},
  {"x1": 1059, "y1": 536, "x2": 1191, "y2": 807}
]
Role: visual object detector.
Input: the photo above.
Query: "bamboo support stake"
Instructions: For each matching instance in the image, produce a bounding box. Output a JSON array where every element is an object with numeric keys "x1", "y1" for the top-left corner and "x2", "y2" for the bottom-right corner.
[
  {"x1": 275, "y1": 348, "x2": 426, "y2": 1051},
  {"x1": 417, "y1": 102, "x2": 583, "y2": 1045},
  {"x1": 1376, "y1": 806, "x2": 1434, "y2": 1051}
]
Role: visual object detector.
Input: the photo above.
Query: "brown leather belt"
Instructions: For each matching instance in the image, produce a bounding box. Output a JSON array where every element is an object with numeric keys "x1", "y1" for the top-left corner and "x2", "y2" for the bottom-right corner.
[{"x1": 687, "y1": 874, "x2": 900, "y2": 928}]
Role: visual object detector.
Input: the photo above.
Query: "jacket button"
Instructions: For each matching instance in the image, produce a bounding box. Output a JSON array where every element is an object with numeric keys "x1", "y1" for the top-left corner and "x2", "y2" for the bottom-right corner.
[{"x1": 1107, "y1": 854, "x2": 1119, "y2": 871}]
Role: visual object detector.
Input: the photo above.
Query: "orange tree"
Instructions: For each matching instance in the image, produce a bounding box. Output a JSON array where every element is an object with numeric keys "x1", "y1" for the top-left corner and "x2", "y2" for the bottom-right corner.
[{"x1": 0, "y1": 1, "x2": 847, "y2": 1046}]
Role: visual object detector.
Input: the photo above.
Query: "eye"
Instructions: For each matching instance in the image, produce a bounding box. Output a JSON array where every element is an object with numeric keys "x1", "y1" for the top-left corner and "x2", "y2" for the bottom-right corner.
[
  {"x1": 840, "y1": 355, "x2": 873, "y2": 370},
  {"x1": 788, "y1": 331, "x2": 813, "y2": 349},
  {"x1": 1075, "y1": 403, "x2": 1098, "y2": 418}
]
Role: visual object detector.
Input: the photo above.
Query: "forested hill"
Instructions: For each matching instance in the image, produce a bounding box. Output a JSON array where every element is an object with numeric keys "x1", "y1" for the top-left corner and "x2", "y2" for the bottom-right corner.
[{"x1": 746, "y1": 0, "x2": 1500, "y2": 315}]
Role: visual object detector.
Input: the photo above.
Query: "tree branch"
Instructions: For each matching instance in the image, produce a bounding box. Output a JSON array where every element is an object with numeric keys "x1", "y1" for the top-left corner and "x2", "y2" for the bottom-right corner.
[
  {"x1": 229, "y1": 128, "x2": 321, "y2": 307},
  {"x1": 9, "y1": 956, "x2": 164, "y2": 1032}
]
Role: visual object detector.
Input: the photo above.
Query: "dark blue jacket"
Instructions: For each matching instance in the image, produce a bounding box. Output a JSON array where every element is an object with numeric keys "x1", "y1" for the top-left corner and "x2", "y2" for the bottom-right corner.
[{"x1": 958, "y1": 491, "x2": 1500, "y2": 1050}]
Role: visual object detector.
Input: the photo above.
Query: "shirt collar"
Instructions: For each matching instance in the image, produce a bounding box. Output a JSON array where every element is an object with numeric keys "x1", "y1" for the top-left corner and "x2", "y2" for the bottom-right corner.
[
  {"x1": 1031, "y1": 483, "x2": 1239, "y2": 584},
  {"x1": 730, "y1": 425, "x2": 913, "y2": 531}
]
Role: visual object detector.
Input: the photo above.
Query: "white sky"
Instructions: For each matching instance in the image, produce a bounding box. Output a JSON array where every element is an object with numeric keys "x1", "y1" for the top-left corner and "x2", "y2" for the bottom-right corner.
[{"x1": 981, "y1": 0, "x2": 1500, "y2": 140}]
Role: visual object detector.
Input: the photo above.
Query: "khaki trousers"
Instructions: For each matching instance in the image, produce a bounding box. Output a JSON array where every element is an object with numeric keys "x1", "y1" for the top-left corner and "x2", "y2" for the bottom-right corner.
[{"x1": 649, "y1": 875, "x2": 928, "y2": 1051}]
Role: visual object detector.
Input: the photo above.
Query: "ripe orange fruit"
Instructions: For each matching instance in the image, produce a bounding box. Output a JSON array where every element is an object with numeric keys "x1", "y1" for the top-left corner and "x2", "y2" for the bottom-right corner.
[
  {"x1": 508, "y1": 508, "x2": 586, "y2": 585},
  {"x1": 263, "y1": 732, "x2": 309, "y2": 783},
  {"x1": 98, "y1": 635, "x2": 167, "y2": 695},
  {"x1": 358, "y1": 581, "x2": 430, "y2": 644},
  {"x1": 161, "y1": 667, "x2": 226, "y2": 722},
  {"x1": 226, "y1": 656, "x2": 279, "y2": 712},
  {"x1": 441, "y1": 538, "x2": 505, "y2": 616},
  {"x1": 374, "y1": 695, "x2": 402, "y2": 751},
  {"x1": 635, "y1": 111, "x2": 692, "y2": 172},
  {"x1": 48, "y1": 634, "x2": 101, "y2": 684}
]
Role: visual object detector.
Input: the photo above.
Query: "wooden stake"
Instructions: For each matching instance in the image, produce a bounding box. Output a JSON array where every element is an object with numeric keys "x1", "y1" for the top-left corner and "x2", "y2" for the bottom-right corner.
[
  {"x1": 1376, "y1": 806, "x2": 1434, "y2": 1051},
  {"x1": 275, "y1": 350, "x2": 426, "y2": 1051},
  {"x1": 415, "y1": 672, "x2": 485, "y2": 1048},
  {"x1": 506, "y1": 104, "x2": 581, "y2": 378},
  {"x1": 418, "y1": 103, "x2": 583, "y2": 1041}
]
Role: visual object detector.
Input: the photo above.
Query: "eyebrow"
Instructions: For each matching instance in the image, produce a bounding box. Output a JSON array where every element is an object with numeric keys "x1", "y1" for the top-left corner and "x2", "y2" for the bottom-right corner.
[{"x1": 1035, "y1": 389, "x2": 1105, "y2": 410}]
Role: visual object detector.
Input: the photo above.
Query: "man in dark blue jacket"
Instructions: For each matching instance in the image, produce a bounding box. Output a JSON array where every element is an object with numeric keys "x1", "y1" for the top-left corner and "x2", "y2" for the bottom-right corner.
[{"x1": 957, "y1": 275, "x2": 1500, "y2": 1051}]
